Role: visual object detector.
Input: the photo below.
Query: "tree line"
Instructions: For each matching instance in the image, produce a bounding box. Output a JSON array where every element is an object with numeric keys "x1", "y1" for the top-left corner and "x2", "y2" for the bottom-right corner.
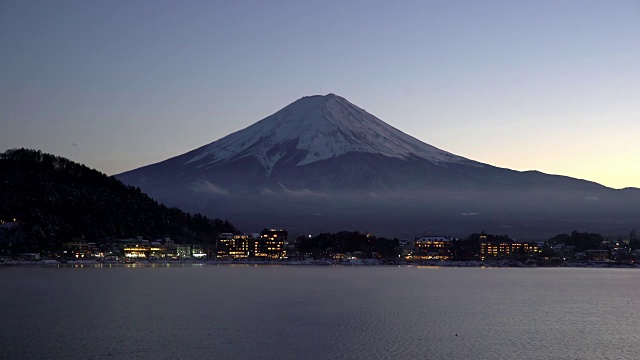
[{"x1": 0, "y1": 148, "x2": 237, "y2": 255}]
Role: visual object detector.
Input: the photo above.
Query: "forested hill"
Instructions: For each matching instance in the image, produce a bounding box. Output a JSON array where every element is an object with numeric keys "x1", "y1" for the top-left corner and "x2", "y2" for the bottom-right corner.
[{"x1": 0, "y1": 149, "x2": 237, "y2": 252}]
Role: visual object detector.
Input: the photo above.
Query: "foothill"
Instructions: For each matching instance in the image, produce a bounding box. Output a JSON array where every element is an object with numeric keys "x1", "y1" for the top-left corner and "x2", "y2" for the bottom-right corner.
[{"x1": 2, "y1": 149, "x2": 639, "y2": 268}]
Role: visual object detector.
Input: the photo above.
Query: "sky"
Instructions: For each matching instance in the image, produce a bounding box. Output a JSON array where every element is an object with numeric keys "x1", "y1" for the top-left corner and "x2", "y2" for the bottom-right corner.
[{"x1": 1, "y1": 0, "x2": 639, "y2": 189}]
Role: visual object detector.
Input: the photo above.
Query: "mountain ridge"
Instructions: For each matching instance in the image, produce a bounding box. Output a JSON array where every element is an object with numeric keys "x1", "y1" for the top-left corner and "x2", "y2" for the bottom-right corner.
[{"x1": 116, "y1": 94, "x2": 639, "y2": 238}]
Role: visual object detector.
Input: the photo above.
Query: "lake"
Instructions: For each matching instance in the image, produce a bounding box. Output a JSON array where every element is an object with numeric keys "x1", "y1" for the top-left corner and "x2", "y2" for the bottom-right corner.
[{"x1": 0, "y1": 265, "x2": 638, "y2": 360}]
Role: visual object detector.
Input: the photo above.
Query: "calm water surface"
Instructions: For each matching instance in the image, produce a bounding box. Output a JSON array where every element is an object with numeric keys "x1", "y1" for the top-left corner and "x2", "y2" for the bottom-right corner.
[{"x1": 1, "y1": 265, "x2": 639, "y2": 360}]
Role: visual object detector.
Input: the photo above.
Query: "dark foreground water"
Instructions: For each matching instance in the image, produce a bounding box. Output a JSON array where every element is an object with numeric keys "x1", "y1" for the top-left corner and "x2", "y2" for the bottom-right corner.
[{"x1": 1, "y1": 265, "x2": 639, "y2": 360}]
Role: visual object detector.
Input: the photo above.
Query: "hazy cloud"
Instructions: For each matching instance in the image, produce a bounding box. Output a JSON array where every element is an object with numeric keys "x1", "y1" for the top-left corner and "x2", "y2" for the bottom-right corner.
[
  {"x1": 191, "y1": 180, "x2": 231, "y2": 196},
  {"x1": 269, "y1": 183, "x2": 329, "y2": 198},
  {"x1": 280, "y1": 184, "x2": 328, "y2": 198}
]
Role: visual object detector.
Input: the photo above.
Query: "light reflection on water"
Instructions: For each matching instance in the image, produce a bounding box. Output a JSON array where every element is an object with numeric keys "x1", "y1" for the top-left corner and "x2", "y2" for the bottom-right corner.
[
  {"x1": 1, "y1": 266, "x2": 639, "y2": 360},
  {"x1": 54, "y1": 263, "x2": 214, "y2": 269}
]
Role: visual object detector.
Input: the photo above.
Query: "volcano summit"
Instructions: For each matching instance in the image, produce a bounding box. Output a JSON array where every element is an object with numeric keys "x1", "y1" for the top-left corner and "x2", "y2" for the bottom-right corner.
[
  {"x1": 185, "y1": 94, "x2": 475, "y2": 172},
  {"x1": 117, "y1": 94, "x2": 639, "y2": 238}
]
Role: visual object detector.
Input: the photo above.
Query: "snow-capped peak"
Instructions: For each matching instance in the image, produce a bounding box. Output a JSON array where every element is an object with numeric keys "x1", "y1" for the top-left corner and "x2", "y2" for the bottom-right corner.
[{"x1": 186, "y1": 94, "x2": 475, "y2": 173}]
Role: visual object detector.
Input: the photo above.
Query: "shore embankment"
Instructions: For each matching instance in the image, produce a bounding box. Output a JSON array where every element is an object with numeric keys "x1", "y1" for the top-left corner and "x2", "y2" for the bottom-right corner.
[{"x1": 1, "y1": 258, "x2": 638, "y2": 268}]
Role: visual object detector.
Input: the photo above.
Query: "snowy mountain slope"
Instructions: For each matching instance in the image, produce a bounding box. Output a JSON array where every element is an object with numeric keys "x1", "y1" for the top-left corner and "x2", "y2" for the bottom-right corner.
[
  {"x1": 184, "y1": 94, "x2": 478, "y2": 174},
  {"x1": 115, "y1": 94, "x2": 640, "y2": 238}
]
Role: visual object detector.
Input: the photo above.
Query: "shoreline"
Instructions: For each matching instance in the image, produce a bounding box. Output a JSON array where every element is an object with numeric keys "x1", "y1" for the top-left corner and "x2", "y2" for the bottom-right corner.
[{"x1": 1, "y1": 258, "x2": 638, "y2": 269}]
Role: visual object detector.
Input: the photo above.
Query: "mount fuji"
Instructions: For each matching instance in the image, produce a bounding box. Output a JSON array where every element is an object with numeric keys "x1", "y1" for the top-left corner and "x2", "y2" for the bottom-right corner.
[{"x1": 116, "y1": 94, "x2": 639, "y2": 238}]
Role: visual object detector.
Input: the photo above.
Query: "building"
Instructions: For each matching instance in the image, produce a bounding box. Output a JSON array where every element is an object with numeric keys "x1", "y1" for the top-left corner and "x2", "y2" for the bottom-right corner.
[
  {"x1": 586, "y1": 249, "x2": 609, "y2": 261},
  {"x1": 254, "y1": 229, "x2": 287, "y2": 259},
  {"x1": 176, "y1": 244, "x2": 192, "y2": 259},
  {"x1": 192, "y1": 245, "x2": 207, "y2": 259},
  {"x1": 217, "y1": 233, "x2": 251, "y2": 259},
  {"x1": 413, "y1": 236, "x2": 452, "y2": 260},
  {"x1": 21, "y1": 253, "x2": 40, "y2": 260},
  {"x1": 149, "y1": 243, "x2": 167, "y2": 259},
  {"x1": 216, "y1": 233, "x2": 234, "y2": 258},
  {"x1": 480, "y1": 238, "x2": 538, "y2": 260},
  {"x1": 62, "y1": 240, "x2": 96, "y2": 259},
  {"x1": 123, "y1": 244, "x2": 150, "y2": 258}
]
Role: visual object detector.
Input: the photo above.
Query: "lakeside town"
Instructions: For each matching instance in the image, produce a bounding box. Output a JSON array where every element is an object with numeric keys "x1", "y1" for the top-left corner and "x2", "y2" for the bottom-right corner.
[
  {"x1": 3, "y1": 149, "x2": 639, "y2": 269},
  {"x1": 2, "y1": 222, "x2": 640, "y2": 268}
]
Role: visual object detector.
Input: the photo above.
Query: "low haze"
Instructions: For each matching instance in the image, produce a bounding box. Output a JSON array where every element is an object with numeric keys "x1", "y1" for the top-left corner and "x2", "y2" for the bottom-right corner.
[{"x1": 1, "y1": 0, "x2": 638, "y2": 188}]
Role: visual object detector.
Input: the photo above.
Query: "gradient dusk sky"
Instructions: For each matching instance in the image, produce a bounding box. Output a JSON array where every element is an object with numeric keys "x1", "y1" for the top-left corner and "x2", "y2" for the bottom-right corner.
[{"x1": 1, "y1": 0, "x2": 638, "y2": 188}]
